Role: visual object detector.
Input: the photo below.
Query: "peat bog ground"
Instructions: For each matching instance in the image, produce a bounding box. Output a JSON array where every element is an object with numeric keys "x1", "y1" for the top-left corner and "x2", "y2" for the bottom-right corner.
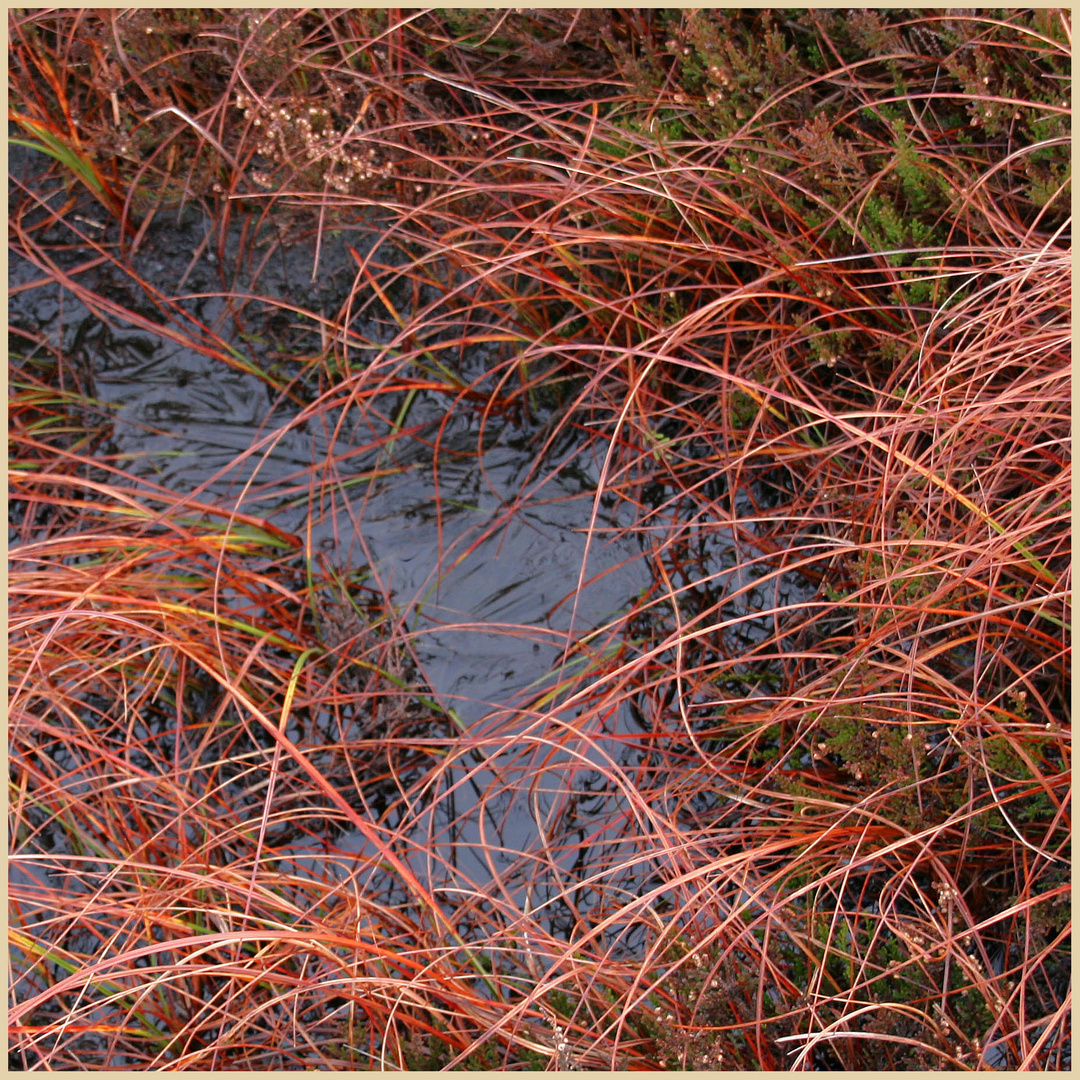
[{"x1": 8, "y1": 9, "x2": 1070, "y2": 1070}]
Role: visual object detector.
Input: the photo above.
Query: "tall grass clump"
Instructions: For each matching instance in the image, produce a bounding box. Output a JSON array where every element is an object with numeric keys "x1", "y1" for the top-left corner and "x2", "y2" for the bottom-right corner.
[{"x1": 9, "y1": 8, "x2": 1070, "y2": 1069}]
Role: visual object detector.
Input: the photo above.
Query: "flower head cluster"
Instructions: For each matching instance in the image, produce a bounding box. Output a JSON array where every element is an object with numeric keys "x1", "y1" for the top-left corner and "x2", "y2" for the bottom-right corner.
[{"x1": 235, "y1": 93, "x2": 392, "y2": 194}]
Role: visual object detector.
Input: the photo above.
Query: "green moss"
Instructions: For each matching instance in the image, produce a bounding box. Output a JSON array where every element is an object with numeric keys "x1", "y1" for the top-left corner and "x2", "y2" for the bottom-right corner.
[{"x1": 727, "y1": 389, "x2": 760, "y2": 429}]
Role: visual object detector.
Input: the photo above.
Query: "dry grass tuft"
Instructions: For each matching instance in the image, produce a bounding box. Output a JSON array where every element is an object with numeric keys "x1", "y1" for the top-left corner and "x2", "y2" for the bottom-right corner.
[{"x1": 10, "y1": 8, "x2": 1069, "y2": 1069}]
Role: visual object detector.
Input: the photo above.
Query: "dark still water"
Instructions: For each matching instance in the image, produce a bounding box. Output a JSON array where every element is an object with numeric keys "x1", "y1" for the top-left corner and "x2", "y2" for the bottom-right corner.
[{"x1": 10, "y1": 161, "x2": 815, "y2": 965}]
